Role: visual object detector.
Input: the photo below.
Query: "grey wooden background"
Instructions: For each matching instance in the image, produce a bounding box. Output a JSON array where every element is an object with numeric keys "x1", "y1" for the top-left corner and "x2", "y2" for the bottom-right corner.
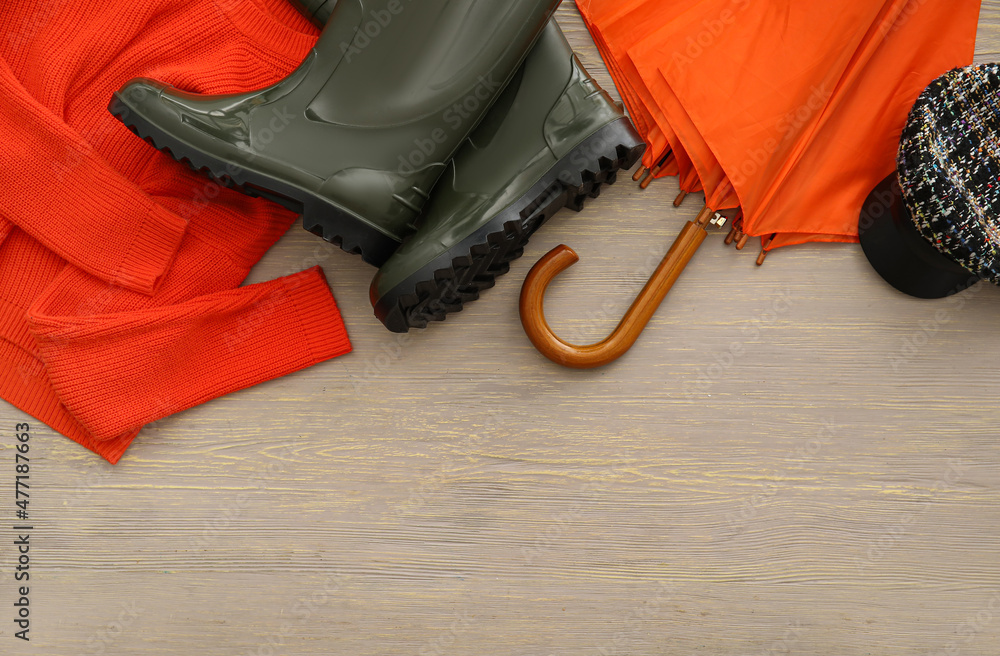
[{"x1": 2, "y1": 2, "x2": 999, "y2": 654}]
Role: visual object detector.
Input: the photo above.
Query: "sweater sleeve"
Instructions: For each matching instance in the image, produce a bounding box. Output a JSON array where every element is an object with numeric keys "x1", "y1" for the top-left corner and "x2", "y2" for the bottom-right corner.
[
  {"x1": 0, "y1": 57, "x2": 188, "y2": 296},
  {"x1": 27, "y1": 266, "x2": 352, "y2": 442}
]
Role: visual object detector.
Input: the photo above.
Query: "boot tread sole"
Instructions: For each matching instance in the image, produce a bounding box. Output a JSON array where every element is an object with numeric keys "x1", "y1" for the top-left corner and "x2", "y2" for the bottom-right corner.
[
  {"x1": 109, "y1": 95, "x2": 400, "y2": 266},
  {"x1": 375, "y1": 118, "x2": 645, "y2": 333}
]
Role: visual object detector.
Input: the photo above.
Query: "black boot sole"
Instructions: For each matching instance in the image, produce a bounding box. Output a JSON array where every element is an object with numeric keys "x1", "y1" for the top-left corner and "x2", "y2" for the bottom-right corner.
[
  {"x1": 373, "y1": 118, "x2": 645, "y2": 333},
  {"x1": 109, "y1": 96, "x2": 401, "y2": 267}
]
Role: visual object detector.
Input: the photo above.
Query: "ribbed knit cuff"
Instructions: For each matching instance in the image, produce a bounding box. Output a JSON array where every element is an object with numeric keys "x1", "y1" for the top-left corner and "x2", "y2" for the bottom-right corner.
[
  {"x1": 111, "y1": 203, "x2": 189, "y2": 295},
  {"x1": 30, "y1": 265, "x2": 352, "y2": 442},
  {"x1": 0, "y1": 342, "x2": 137, "y2": 464},
  {"x1": 283, "y1": 266, "x2": 354, "y2": 365},
  {"x1": 75, "y1": 430, "x2": 139, "y2": 465}
]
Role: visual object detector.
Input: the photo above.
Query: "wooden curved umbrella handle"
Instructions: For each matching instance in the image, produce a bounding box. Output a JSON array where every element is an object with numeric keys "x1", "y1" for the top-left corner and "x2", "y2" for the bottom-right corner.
[{"x1": 519, "y1": 207, "x2": 712, "y2": 369}]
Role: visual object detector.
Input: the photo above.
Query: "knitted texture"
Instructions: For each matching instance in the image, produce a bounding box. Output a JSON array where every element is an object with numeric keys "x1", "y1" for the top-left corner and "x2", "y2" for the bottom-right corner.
[
  {"x1": 899, "y1": 64, "x2": 1000, "y2": 283},
  {"x1": 0, "y1": 0, "x2": 351, "y2": 463}
]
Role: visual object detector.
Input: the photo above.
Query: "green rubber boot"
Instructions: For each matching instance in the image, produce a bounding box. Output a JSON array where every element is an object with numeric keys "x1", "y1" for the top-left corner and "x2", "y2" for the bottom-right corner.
[
  {"x1": 289, "y1": 0, "x2": 337, "y2": 25},
  {"x1": 370, "y1": 21, "x2": 645, "y2": 332},
  {"x1": 109, "y1": 0, "x2": 560, "y2": 266},
  {"x1": 289, "y1": 0, "x2": 337, "y2": 26}
]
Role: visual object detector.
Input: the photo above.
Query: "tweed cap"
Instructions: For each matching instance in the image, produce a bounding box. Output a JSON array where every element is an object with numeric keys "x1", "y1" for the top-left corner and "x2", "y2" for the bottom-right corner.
[
  {"x1": 899, "y1": 65, "x2": 1000, "y2": 282},
  {"x1": 860, "y1": 65, "x2": 996, "y2": 298}
]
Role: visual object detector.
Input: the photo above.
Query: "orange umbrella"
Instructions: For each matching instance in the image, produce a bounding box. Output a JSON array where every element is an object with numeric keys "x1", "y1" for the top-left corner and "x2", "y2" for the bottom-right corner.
[
  {"x1": 747, "y1": 0, "x2": 981, "y2": 251},
  {"x1": 522, "y1": 0, "x2": 981, "y2": 368},
  {"x1": 630, "y1": 0, "x2": 906, "y2": 219},
  {"x1": 577, "y1": 0, "x2": 700, "y2": 196},
  {"x1": 624, "y1": 2, "x2": 738, "y2": 209},
  {"x1": 640, "y1": 0, "x2": 978, "y2": 251},
  {"x1": 581, "y1": 0, "x2": 979, "y2": 250}
]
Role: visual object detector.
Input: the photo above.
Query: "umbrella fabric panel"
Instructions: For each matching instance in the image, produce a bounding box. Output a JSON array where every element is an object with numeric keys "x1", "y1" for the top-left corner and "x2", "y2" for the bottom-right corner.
[
  {"x1": 636, "y1": 0, "x2": 896, "y2": 215},
  {"x1": 625, "y1": 0, "x2": 741, "y2": 208},
  {"x1": 755, "y1": 0, "x2": 980, "y2": 248},
  {"x1": 579, "y1": 0, "x2": 979, "y2": 250},
  {"x1": 578, "y1": 0, "x2": 699, "y2": 176},
  {"x1": 578, "y1": 0, "x2": 661, "y2": 163},
  {"x1": 728, "y1": 0, "x2": 911, "y2": 236}
]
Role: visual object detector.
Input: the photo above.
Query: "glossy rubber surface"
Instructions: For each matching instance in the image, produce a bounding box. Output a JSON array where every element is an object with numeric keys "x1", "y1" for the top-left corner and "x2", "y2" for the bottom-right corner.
[
  {"x1": 290, "y1": 0, "x2": 336, "y2": 25},
  {"x1": 371, "y1": 22, "x2": 645, "y2": 331},
  {"x1": 111, "y1": 0, "x2": 559, "y2": 266},
  {"x1": 373, "y1": 120, "x2": 644, "y2": 332}
]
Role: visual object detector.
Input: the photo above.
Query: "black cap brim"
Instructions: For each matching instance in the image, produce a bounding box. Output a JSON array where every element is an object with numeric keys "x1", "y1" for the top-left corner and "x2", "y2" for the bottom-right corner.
[{"x1": 858, "y1": 174, "x2": 978, "y2": 299}]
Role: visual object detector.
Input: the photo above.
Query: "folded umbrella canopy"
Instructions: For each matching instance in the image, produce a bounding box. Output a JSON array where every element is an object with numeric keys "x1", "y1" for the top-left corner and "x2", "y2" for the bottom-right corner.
[
  {"x1": 649, "y1": 0, "x2": 979, "y2": 250},
  {"x1": 580, "y1": 0, "x2": 979, "y2": 249},
  {"x1": 578, "y1": 0, "x2": 700, "y2": 196},
  {"x1": 629, "y1": 0, "x2": 906, "y2": 230},
  {"x1": 624, "y1": 0, "x2": 743, "y2": 210},
  {"x1": 755, "y1": 0, "x2": 981, "y2": 250},
  {"x1": 522, "y1": 0, "x2": 981, "y2": 368}
]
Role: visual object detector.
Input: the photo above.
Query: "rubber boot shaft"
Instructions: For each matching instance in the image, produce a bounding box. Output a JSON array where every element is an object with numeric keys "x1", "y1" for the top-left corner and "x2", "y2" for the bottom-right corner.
[
  {"x1": 111, "y1": 0, "x2": 561, "y2": 266},
  {"x1": 289, "y1": 0, "x2": 337, "y2": 26},
  {"x1": 370, "y1": 20, "x2": 645, "y2": 332}
]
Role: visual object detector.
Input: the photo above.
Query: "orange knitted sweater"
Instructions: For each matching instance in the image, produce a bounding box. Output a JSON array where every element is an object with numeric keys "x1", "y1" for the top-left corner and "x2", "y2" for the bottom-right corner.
[{"x1": 0, "y1": 0, "x2": 349, "y2": 463}]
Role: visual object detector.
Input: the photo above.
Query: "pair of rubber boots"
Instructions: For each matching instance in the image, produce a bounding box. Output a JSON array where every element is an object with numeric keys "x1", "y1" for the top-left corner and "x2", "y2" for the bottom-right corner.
[{"x1": 110, "y1": 0, "x2": 644, "y2": 332}]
